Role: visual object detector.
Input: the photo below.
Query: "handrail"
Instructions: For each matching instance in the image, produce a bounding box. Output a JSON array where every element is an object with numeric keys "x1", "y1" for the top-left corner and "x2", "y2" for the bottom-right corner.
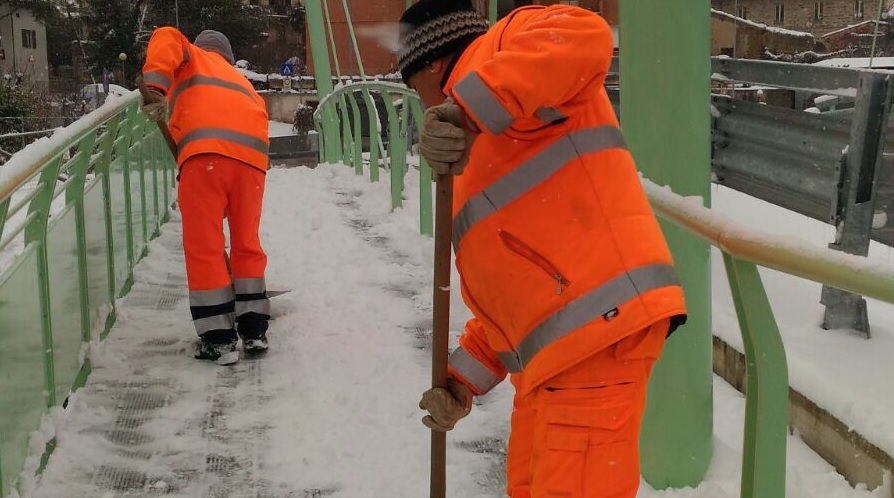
[
  {"x1": 643, "y1": 179, "x2": 894, "y2": 303},
  {"x1": 0, "y1": 95, "x2": 138, "y2": 203},
  {"x1": 644, "y1": 177, "x2": 894, "y2": 497}
]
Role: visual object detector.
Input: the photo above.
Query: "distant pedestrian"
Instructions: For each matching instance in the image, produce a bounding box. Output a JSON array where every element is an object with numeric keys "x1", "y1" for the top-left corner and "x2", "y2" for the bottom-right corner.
[
  {"x1": 400, "y1": 1, "x2": 688, "y2": 496},
  {"x1": 141, "y1": 27, "x2": 272, "y2": 365}
]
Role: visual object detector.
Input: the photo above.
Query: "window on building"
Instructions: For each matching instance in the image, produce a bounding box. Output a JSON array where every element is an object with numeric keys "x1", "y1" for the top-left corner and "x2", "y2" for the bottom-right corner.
[
  {"x1": 775, "y1": 3, "x2": 785, "y2": 23},
  {"x1": 736, "y1": 5, "x2": 748, "y2": 19},
  {"x1": 557, "y1": 0, "x2": 581, "y2": 5},
  {"x1": 21, "y1": 29, "x2": 37, "y2": 49},
  {"x1": 814, "y1": 1, "x2": 824, "y2": 21},
  {"x1": 855, "y1": 0, "x2": 864, "y2": 18}
]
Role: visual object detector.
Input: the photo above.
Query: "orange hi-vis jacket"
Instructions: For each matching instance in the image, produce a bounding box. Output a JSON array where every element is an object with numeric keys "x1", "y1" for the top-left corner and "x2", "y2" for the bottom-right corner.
[
  {"x1": 443, "y1": 5, "x2": 687, "y2": 398},
  {"x1": 142, "y1": 27, "x2": 269, "y2": 172}
]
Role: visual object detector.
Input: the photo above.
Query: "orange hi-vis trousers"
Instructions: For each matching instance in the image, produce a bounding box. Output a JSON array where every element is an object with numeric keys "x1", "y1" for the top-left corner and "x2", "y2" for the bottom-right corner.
[
  {"x1": 505, "y1": 319, "x2": 669, "y2": 498},
  {"x1": 178, "y1": 154, "x2": 269, "y2": 339}
]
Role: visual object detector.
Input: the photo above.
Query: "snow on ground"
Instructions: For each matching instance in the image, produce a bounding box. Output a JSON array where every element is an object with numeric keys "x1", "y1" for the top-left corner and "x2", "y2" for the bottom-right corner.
[{"x1": 15, "y1": 157, "x2": 894, "y2": 497}]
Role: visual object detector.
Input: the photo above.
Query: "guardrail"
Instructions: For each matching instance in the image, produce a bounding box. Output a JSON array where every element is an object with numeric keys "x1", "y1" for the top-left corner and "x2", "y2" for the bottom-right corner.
[
  {"x1": 708, "y1": 58, "x2": 893, "y2": 336},
  {"x1": 0, "y1": 92, "x2": 176, "y2": 497}
]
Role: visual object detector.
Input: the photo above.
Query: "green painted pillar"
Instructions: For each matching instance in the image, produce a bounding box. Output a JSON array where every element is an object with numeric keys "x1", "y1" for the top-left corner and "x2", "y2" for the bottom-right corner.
[
  {"x1": 304, "y1": 0, "x2": 341, "y2": 163},
  {"x1": 619, "y1": 0, "x2": 713, "y2": 489}
]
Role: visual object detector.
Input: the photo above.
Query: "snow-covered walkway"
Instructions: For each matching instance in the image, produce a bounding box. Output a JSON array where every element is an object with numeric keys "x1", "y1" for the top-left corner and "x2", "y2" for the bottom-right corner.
[{"x1": 23, "y1": 163, "x2": 889, "y2": 498}]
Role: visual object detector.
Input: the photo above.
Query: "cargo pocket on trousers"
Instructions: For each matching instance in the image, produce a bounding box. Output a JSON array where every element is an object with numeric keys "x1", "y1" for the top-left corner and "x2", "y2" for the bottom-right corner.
[
  {"x1": 536, "y1": 425, "x2": 590, "y2": 498},
  {"x1": 534, "y1": 389, "x2": 640, "y2": 497}
]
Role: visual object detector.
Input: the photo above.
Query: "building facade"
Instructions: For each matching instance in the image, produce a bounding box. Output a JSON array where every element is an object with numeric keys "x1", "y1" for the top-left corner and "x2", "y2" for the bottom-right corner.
[
  {"x1": 0, "y1": 6, "x2": 48, "y2": 88},
  {"x1": 712, "y1": 0, "x2": 871, "y2": 37}
]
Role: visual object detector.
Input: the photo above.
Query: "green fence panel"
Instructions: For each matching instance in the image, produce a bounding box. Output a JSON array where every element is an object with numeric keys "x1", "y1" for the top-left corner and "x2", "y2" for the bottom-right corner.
[
  {"x1": 84, "y1": 179, "x2": 113, "y2": 337},
  {"x1": 46, "y1": 206, "x2": 83, "y2": 403},
  {"x1": 0, "y1": 248, "x2": 47, "y2": 497}
]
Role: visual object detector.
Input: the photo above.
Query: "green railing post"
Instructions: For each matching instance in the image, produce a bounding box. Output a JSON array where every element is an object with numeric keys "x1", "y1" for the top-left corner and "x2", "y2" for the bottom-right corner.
[
  {"x1": 620, "y1": 0, "x2": 713, "y2": 488},
  {"x1": 96, "y1": 111, "x2": 123, "y2": 328},
  {"x1": 120, "y1": 107, "x2": 138, "y2": 292},
  {"x1": 67, "y1": 133, "x2": 99, "y2": 342},
  {"x1": 383, "y1": 92, "x2": 407, "y2": 210},
  {"x1": 339, "y1": 95, "x2": 355, "y2": 166},
  {"x1": 723, "y1": 254, "x2": 788, "y2": 498},
  {"x1": 409, "y1": 97, "x2": 433, "y2": 236},
  {"x1": 25, "y1": 156, "x2": 65, "y2": 409},
  {"x1": 305, "y1": 0, "x2": 342, "y2": 163},
  {"x1": 347, "y1": 91, "x2": 364, "y2": 175}
]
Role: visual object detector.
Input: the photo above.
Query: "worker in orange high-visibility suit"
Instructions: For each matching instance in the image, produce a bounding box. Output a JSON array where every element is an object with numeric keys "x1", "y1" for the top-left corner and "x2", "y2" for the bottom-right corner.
[
  {"x1": 400, "y1": 1, "x2": 688, "y2": 496},
  {"x1": 141, "y1": 28, "x2": 271, "y2": 366}
]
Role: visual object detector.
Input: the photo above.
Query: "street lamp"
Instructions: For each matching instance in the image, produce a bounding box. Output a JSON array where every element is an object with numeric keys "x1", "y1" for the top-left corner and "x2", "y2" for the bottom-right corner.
[{"x1": 118, "y1": 52, "x2": 127, "y2": 87}]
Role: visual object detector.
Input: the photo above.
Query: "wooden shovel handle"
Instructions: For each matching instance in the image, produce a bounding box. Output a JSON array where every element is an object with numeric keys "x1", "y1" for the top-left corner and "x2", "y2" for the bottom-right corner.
[{"x1": 431, "y1": 173, "x2": 453, "y2": 498}]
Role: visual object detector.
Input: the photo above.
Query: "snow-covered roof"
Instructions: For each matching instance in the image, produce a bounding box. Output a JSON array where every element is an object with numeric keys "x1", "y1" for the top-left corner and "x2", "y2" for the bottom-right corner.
[
  {"x1": 822, "y1": 20, "x2": 888, "y2": 38},
  {"x1": 813, "y1": 56, "x2": 894, "y2": 68},
  {"x1": 711, "y1": 9, "x2": 815, "y2": 39}
]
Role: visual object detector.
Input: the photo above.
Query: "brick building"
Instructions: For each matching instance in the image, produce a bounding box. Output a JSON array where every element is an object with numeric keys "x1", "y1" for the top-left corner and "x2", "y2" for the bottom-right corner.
[{"x1": 712, "y1": 0, "x2": 872, "y2": 37}]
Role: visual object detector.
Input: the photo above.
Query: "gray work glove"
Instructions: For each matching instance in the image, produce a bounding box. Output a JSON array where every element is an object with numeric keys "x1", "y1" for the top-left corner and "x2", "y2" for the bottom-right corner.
[
  {"x1": 419, "y1": 378, "x2": 473, "y2": 432},
  {"x1": 419, "y1": 99, "x2": 476, "y2": 176},
  {"x1": 140, "y1": 88, "x2": 167, "y2": 123}
]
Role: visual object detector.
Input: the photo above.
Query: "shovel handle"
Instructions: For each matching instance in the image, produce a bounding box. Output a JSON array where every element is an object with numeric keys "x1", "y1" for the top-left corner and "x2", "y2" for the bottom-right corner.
[{"x1": 431, "y1": 173, "x2": 453, "y2": 498}]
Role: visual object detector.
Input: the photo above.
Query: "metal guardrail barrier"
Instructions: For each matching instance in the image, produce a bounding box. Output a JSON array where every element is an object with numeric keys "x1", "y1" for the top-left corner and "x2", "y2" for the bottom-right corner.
[
  {"x1": 0, "y1": 92, "x2": 176, "y2": 496},
  {"x1": 708, "y1": 57, "x2": 893, "y2": 336}
]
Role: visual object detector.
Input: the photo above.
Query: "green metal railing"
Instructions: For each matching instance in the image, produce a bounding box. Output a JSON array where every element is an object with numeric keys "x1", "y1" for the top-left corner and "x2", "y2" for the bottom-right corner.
[
  {"x1": 0, "y1": 92, "x2": 175, "y2": 497},
  {"x1": 314, "y1": 82, "x2": 434, "y2": 235},
  {"x1": 643, "y1": 179, "x2": 894, "y2": 498}
]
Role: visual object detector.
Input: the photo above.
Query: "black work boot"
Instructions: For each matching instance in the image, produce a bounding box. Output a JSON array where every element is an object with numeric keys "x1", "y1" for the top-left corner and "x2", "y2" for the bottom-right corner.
[
  {"x1": 195, "y1": 329, "x2": 239, "y2": 365},
  {"x1": 237, "y1": 312, "x2": 270, "y2": 352}
]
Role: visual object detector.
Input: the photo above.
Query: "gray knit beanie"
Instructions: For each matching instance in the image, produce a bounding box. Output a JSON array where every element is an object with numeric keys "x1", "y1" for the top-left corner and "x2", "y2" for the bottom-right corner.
[
  {"x1": 398, "y1": 0, "x2": 489, "y2": 84},
  {"x1": 194, "y1": 30, "x2": 235, "y2": 65}
]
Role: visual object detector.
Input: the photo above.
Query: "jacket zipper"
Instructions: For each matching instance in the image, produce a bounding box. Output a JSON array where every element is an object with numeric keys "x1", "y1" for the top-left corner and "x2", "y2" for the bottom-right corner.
[{"x1": 499, "y1": 230, "x2": 571, "y2": 295}]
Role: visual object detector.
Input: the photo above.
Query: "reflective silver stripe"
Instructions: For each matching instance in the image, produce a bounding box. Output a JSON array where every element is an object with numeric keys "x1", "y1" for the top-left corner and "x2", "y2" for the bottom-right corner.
[
  {"x1": 449, "y1": 346, "x2": 503, "y2": 394},
  {"x1": 234, "y1": 277, "x2": 266, "y2": 295},
  {"x1": 194, "y1": 313, "x2": 236, "y2": 334},
  {"x1": 454, "y1": 72, "x2": 514, "y2": 134},
  {"x1": 179, "y1": 127, "x2": 269, "y2": 156},
  {"x1": 143, "y1": 71, "x2": 171, "y2": 92},
  {"x1": 497, "y1": 263, "x2": 680, "y2": 373},
  {"x1": 453, "y1": 126, "x2": 627, "y2": 248},
  {"x1": 236, "y1": 299, "x2": 271, "y2": 316},
  {"x1": 535, "y1": 107, "x2": 566, "y2": 123},
  {"x1": 189, "y1": 286, "x2": 235, "y2": 307},
  {"x1": 169, "y1": 75, "x2": 257, "y2": 114}
]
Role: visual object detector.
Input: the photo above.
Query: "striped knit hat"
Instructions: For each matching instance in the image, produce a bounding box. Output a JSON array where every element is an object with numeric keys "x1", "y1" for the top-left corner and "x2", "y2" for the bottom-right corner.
[{"x1": 398, "y1": 0, "x2": 489, "y2": 84}]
